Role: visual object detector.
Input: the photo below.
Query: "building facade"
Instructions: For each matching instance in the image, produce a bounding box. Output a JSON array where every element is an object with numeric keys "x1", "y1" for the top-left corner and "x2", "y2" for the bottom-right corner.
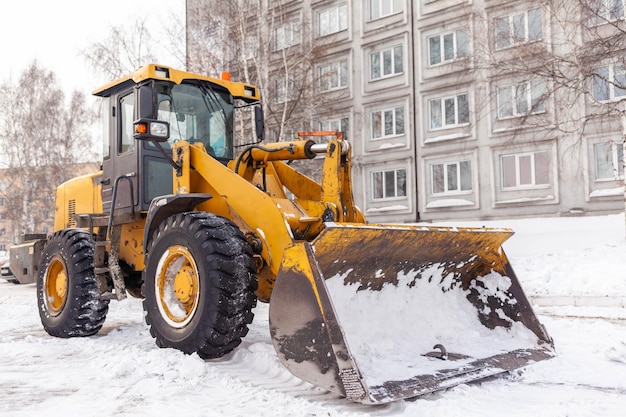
[{"x1": 186, "y1": 0, "x2": 626, "y2": 222}]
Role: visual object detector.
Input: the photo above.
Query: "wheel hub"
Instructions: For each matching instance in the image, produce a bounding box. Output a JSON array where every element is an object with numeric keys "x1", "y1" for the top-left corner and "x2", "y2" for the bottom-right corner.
[
  {"x1": 44, "y1": 256, "x2": 68, "y2": 315},
  {"x1": 155, "y1": 245, "x2": 200, "y2": 328},
  {"x1": 174, "y1": 263, "x2": 196, "y2": 305}
]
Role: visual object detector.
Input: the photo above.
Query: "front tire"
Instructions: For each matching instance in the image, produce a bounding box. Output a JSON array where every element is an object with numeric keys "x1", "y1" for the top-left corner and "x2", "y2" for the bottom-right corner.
[
  {"x1": 142, "y1": 212, "x2": 257, "y2": 359},
  {"x1": 37, "y1": 229, "x2": 109, "y2": 337}
]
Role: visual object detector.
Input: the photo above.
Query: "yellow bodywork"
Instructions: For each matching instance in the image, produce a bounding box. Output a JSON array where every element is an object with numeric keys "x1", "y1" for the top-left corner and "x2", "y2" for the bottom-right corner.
[
  {"x1": 54, "y1": 171, "x2": 147, "y2": 271},
  {"x1": 93, "y1": 63, "x2": 261, "y2": 102},
  {"x1": 54, "y1": 171, "x2": 103, "y2": 231}
]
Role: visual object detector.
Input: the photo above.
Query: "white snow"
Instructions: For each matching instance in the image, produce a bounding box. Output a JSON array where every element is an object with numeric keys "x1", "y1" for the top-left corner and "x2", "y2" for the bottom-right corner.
[
  {"x1": 423, "y1": 132, "x2": 471, "y2": 143},
  {"x1": 426, "y1": 198, "x2": 474, "y2": 208},
  {"x1": 365, "y1": 205, "x2": 409, "y2": 212},
  {"x1": 2, "y1": 214, "x2": 626, "y2": 416},
  {"x1": 324, "y1": 265, "x2": 541, "y2": 386},
  {"x1": 589, "y1": 187, "x2": 624, "y2": 198}
]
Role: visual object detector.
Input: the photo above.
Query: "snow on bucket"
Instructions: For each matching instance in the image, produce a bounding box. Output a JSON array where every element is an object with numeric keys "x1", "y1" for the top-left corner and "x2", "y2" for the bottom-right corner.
[{"x1": 269, "y1": 223, "x2": 555, "y2": 404}]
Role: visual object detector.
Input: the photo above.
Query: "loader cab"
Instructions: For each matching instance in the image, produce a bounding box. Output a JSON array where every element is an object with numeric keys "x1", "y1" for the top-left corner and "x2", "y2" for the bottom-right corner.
[{"x1": 97, "y1": 78, "x2": 235, "y2": 215}]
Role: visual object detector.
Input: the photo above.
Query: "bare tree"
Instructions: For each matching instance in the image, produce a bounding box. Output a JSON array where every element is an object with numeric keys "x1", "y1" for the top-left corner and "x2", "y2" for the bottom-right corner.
[
  {"x1": 81, "y1": 17, "x2": 161, "y2": 82},
  {"x1": 469, "y1": 0, "x2": 626, "y2": 137},
  {"x1": 186, "y1": 0, "x2": 331, "y2": 144},
  {"x1": 0, "y1": 61, "x2": 96, "y2": 240}
]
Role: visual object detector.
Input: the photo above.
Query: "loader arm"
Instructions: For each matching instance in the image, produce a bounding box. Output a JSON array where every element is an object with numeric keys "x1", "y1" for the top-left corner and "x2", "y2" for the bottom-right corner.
[
  {"x1": 169, "y1": 133, "x2": 363, "y2": 301},
  {"x1": 172, "y1": 141, "x2": 295, "y2": 300}
]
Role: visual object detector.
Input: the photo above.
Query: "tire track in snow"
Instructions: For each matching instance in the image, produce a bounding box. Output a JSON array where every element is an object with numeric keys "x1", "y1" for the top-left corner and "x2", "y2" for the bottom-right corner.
[{"x1": 204, "y1": 304, "x2": 407, "y2": 416}]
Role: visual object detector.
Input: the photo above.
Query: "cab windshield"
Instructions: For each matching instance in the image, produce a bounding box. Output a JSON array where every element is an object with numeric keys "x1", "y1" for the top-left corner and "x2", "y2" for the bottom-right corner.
[{"x1": 154, "y1": 81, "x2": 234, "y2": 159}]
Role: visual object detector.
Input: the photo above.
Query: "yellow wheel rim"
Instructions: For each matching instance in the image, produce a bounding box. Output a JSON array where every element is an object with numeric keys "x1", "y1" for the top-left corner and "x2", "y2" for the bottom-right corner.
[
  {"x1": 44, "y1": 256, "x2": 68, "y2": 316},
  {"x1": 155, "y1": 245, "x2": 200, "y2": 328}
]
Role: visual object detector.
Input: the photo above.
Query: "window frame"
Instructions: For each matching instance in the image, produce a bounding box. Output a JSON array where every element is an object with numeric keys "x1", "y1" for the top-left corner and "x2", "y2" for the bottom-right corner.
[
  {"x1": 497, "y1": 79, "x2": 546, "y2": 119},
  {"x1": 369, "y1": 45, "x2": 404, "y2": 81},
  {"x1": 430, "y1": 160, "x2": 473, "y2": 195},
  {"x1": 428, "y1": 93, "x2": 470, "y2": 130},
  {"x1": 317, "y1": 59, "x2": 349, "y2": 92},
  {"x1": 273, "y1": 20, "x2": 301, "y2": 51},
  {"x1": 371, "y1": 168, "x2": 407, "y2": 200},
  {"x1": 428, "y1": 29, "x2": 469, "y2": 66},
  {"x1": 590, "y1": 0, "x2": 626, "y2": 25},
  {"x1": 500, "y1": 151, "x2": 550, "y2": 189},
  {"x1": 274, "y1": 76, "x2": 296, "y2": 104},
  {"x1": 494, "y1": 8, "x2": 543, "y2": 50},
  {"x1": 370, "y1": 106, "x2": 405, "y2": 140},
  {"x1": 317, "y1": 3, "x2": 348, "y2": 37},
  {"x1": 369, "y1": 0, "x2": 403, "y2": 21},
  {"x1": 592, "y1": 64, "x2": 626, "y2": 103},
  {"x1": 594, "y1": 140, "x2": 625, "y2": 180},
  {"x1": 318, "y1": 116, "x2": 350, "y2": 138}
]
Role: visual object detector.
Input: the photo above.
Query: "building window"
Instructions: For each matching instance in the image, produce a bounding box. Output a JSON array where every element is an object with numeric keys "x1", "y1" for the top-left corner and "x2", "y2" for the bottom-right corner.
[
  {"x1": 369, "y1": 0, "x2": 403, "y2": 20},
  {"x1": 590, "y1": 0, "x2": 625, "y2": 25},
  {"x1": 431, "y1": 161, "x2": 472, "y2": 194},
  {"x1": 318, "y1": 117, "x2": 350, "y2": 138},
  {"x1": 245, "y1": 36, "x2": 258, "y2": 60},
  {"x1": 371, "y1": 106, "x2": 405, "y2": 139},
  {"x1": 429, "y1": 93, "x2": 470, "y2": 130},
  {"x1": 428, "y1": 29, "x2": 468, "y2": 66},
  {"x1": 273, "y1": 20, "x2": 301, "y2": 51},
  {"x1": 372, "y1": 168, "x2": 407, "y2": 199},
  {"x1": 594, "y1": 141, "x2": 624, "y2": 180},
  {"x1": 274, "y1": 76, "x2": 295, "y2": 104},
  {"x1": 495, "y1": 8, "x2": 542, "y2": 50},
  {"x1": 592, "y1": 64, "x2": 626, "y2": 102},
  {"x1": 318, "y1": 59, "x2": 348, "y2": 92},
  {"x1": 497, "y1": 80, "x2": 545, "y2": 119},
  {"x1": 370, "y1": 46, "x2": 403, "y2": 80},
  {"x1": 501, "y1": 151, "x2": 549, "y2": 189},
  {"x1": 317, "y1": 4, "x2": 348, "y2": 37}
]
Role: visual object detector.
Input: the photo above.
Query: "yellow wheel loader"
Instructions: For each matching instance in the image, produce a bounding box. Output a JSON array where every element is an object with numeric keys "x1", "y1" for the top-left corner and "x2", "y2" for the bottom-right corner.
[{"x1": 13, "y1": 64, "x2": 555, "y2": 404}]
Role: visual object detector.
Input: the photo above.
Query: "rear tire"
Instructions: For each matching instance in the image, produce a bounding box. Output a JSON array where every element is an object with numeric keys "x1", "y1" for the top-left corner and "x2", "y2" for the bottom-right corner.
[
  {"x1": 37, "y1": 229, "x2": 109, "y2": 337},
  {"x1": 142, "y1": 212, "x2": 257, "y2": 359}
]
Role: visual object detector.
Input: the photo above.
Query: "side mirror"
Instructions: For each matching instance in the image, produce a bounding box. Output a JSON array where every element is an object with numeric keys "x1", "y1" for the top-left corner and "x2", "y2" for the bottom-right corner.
[
  {"x1": 137, "y1": 84, "x2": 156, "y2": 119},
  {"x1": 134, "y1": 119, "x2": 170, "y2": 142},
  {"x1": 255, "y1": 105, "x2": 265, "y2": 142}
]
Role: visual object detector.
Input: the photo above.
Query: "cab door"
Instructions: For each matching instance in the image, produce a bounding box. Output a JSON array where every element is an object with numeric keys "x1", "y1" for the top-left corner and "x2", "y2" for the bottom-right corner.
[{"x1": 101, "y1": 89, "x2": 139, "y2": 215}]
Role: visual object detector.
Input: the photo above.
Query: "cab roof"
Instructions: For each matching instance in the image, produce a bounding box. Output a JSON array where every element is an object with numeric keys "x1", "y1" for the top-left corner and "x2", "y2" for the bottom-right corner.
[{"x1": 92, "y1": 63, "x2": 261, "y2": 102}]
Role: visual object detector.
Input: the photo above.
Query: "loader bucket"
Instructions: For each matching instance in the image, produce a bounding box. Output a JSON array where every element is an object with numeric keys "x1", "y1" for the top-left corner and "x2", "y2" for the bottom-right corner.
[{"x1": 269, "y1": 223, "x2": 555, "y2": 404}]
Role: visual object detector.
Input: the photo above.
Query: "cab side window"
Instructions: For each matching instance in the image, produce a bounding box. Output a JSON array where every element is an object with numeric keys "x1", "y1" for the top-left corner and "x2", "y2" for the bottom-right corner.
[{"x1": 119, "y1": 92, "x2": 135, "y2": 154}]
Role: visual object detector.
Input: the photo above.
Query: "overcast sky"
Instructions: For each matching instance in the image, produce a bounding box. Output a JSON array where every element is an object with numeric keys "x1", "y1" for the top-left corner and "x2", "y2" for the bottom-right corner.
[{"x1": 0, "y1": 0, "x2": 184, "y2": 98}]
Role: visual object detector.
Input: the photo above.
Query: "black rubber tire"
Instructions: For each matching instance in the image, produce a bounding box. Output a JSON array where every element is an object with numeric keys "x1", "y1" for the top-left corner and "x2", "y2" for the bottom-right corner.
[
  {"x1": 142, "y1": 212, "x2": 258, "y2": 359},
  {"x1": 37, "y1": 229, "x2": 109, "y2": 337}
]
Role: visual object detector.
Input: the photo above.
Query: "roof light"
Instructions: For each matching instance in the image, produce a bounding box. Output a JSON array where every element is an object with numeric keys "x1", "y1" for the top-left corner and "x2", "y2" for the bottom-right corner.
[
  {"x1": 221, "y1": 71, "x2": 231, "y2": 81},
  {"x1": 155, "y1": 66, "x2": 169, "y2": 79}
]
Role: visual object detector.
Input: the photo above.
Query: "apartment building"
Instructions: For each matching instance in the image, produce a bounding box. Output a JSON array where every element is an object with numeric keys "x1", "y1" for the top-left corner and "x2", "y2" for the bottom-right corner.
[{"x1": 186, "y1": 0, "x2": 626, "y2": 222}]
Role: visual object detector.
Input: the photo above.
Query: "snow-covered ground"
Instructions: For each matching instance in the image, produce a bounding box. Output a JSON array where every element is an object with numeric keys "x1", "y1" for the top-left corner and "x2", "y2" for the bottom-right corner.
[{"x1": 1, "y1": 214, "x2": 625, "y2": 416}]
